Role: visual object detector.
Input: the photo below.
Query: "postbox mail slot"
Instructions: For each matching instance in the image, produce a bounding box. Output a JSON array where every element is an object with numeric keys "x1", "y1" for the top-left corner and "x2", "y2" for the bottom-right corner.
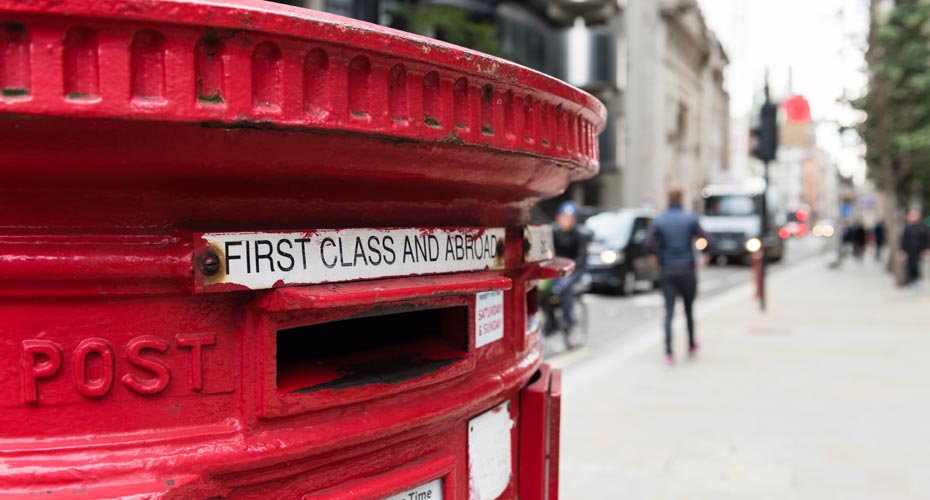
[
  {"x1": 258, "y1": 273, "x2": 511, "y2": 418},
  {"x1": 276, "y1": 306, "x2": 469, "y2": 395}
]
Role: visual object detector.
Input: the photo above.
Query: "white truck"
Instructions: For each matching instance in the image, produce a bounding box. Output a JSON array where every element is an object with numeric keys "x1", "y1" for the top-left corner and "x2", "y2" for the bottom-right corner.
[{"x1": 699, "y1": 181, "x2": 786, "y2": 263}]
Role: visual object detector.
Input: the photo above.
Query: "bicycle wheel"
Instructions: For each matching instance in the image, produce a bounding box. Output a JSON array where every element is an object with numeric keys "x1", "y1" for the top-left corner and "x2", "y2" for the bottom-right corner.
[{"x1": 565, "y1": 295, "x2": 589, "y2": 348}]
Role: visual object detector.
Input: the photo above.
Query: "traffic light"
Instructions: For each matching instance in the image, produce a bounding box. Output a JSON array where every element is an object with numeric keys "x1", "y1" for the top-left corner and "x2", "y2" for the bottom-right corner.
[{"x1": 751, "y1": 100, "x2": 778, "y2": 161}]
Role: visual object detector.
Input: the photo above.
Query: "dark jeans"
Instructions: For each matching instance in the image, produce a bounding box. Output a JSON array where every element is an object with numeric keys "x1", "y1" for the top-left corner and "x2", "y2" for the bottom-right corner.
[
  {"x1": 660, "y1": 271, "x2": 697, "y2": 355},
  {"x1": 906, "y1": 253, "x2": 921, "y2": 284}
]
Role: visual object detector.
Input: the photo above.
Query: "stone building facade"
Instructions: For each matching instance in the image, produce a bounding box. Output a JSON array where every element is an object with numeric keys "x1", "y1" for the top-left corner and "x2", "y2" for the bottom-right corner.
[{"x1": 602, "y1": 0, "x2": 730, "y2": 211}]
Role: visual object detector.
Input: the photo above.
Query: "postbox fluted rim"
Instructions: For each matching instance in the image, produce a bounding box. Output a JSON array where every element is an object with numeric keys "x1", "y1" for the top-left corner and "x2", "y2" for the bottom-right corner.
[{"x1": 0, "y1": 0, "x2": 607, "y2": 176}]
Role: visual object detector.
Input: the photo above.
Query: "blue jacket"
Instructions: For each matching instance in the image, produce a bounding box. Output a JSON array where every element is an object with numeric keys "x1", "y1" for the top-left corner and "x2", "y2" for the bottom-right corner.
[{"x1": 646, "y1": 206, "x2": 709, "y2": 275}]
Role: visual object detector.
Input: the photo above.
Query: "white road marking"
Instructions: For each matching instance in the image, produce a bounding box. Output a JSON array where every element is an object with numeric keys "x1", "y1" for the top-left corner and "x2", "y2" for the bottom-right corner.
[{"x1": 548, "y1": 346, "x2": 592, "y2": 370}]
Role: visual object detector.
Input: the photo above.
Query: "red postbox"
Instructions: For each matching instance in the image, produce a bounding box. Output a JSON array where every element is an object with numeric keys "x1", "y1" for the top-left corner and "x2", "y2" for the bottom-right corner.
[{"x1": 0, "y1": 1, "x2": 604, "y2": 498}]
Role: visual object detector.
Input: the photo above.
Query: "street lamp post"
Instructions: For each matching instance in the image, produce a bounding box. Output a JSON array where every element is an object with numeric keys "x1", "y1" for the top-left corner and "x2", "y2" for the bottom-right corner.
[{"x1": 752, "y1": 78, "x2": 779, "y2": 311}]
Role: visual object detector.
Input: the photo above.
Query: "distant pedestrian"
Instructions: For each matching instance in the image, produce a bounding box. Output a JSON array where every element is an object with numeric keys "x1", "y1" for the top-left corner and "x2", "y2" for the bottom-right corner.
[
  {"x1": 841, "y1": 220, "x2": 852, "y2": 257},
  {"x1": 899, "y1": 209, "x2": 929, "y2": 288},
  {"x1": 646, "y1": 186, "x2": 711, "y2": 365},
  {"x1": 849, "y1": 219, "x2": 867, "y2": 260},
  {"x1": 873, "y1": 221, "x2": 885, "y2": 261}
]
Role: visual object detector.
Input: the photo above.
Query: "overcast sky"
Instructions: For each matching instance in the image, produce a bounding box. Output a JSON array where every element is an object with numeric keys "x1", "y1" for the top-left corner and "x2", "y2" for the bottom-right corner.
[{"x1": 697, "y1": 0, "x2": 870, "y2": 178}]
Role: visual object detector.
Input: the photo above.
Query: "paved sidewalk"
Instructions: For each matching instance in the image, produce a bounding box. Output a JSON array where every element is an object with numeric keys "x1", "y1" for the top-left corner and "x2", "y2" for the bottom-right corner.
[{"x1": 560, "y1": 256, "x2": 930, "y2": 499}]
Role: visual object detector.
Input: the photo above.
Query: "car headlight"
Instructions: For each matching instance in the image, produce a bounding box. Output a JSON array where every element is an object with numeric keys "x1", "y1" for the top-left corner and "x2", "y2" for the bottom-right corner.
[
  {"x1": 822, "y1": 225, "x2": 835, "y2": 237},
  {"x1": 600, "y1": 250, "x2": 619, "y2": 265},
  {"x1": 745, "y1": 237, "x2": 762, "y2": 253},
  {"x1": 694, "y1": 237, "x2": 708, "y2": 251}
]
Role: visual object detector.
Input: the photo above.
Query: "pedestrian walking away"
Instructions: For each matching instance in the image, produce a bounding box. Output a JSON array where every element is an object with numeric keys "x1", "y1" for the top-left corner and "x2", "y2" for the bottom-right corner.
[
  {"x1": 899, "y1": 209, "x2": 929, "y2": 288},
  {"x1": 646, "y1": 187, "x2": 712, "y2": 365},
  {"x1": 873, "y1": 220, "x2": 885, "y2": 261},
  {"x1": 849, "y1": 219, "x2": 867, "y2": 260}
]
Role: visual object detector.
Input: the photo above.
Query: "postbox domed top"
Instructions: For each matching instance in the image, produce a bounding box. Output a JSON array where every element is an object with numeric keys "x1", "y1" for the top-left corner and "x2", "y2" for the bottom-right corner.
[
  {"x1": 0, "y1": 0, "x2": 604, "y2": 171},
  {"x1": 0, "y1": 0, "x2": 608, "y2": 234}
]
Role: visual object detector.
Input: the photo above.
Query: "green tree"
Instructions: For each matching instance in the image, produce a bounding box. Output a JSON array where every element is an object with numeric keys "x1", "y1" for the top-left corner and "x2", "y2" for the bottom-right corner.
[
  {"x1": 858, "y1": 0, "x2": 930, "y2": 277},
  {"x1": 389, "y1": 4, "x2": 500, "y2": 56}
]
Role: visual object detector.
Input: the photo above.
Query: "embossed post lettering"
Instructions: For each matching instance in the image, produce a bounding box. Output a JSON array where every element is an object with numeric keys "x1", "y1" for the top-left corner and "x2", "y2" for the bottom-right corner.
[
  {"x1": 21, "y1": 340, "x2": 63, "y2": 404},
  {"x1": 176, "y1": 333, "x2": 216, "y2": 391},
  {"x1": 73, "y1": 338, "x2": 115, "y2": 398},
  {"x1": 121, "y1": 335, "x2": 171, "y2": 395}
]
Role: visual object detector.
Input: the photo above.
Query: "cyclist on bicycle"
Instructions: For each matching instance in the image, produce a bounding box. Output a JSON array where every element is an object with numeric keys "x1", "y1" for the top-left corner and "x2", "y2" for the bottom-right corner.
[{"x1": 551, "y1": 201, "x2": 588, "y2": 332}]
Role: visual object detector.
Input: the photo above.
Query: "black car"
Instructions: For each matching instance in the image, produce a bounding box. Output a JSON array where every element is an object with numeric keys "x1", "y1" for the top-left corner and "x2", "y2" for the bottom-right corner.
[{"x1": 583, "y1": 209, "x2": 659, "y2": 295}]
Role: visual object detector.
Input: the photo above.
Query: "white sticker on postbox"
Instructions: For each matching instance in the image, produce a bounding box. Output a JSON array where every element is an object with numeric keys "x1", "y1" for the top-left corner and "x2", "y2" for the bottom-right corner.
[
  {"x1": 382, "y1": 478, "x2": 443, "y2": 500},
  {"x1": 475, "y1": 290, "x2": 504, "y2": 348},
  {"x1": 524, "y1": 224, "x2": 555, "y2": 263}
]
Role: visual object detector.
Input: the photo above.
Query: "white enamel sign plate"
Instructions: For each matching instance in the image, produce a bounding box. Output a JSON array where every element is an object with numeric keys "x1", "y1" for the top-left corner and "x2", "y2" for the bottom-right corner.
[
  {"x1": 468, "y1": 402, "x2": 513, "y2": 500},
  {"x1": 524, "y1": 224, "x2": 554, "y2": 263},
  {"x1": 383, "y1": 478, "x2": 443, "y2": 500},
  {"x1": 195, "y1": 227, "x2": 505, "y2": 292},
  {"x1": 475, "y1": 291, "x2": 504, "y2": 348}
]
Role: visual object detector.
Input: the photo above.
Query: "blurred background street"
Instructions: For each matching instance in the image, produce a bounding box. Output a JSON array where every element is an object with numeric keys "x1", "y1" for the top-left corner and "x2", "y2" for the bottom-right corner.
[{"x1": 558, "y1": 242, "x2": 930, "y2": 499}]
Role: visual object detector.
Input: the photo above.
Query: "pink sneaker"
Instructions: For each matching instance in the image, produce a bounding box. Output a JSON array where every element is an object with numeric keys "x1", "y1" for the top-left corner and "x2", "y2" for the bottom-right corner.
[
  {"x1": 665, "y1": 354, "x2": 674, "y2": 366},
  {"x1": 688, "y1": 342, "x2": 700, "y2": 358}
]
